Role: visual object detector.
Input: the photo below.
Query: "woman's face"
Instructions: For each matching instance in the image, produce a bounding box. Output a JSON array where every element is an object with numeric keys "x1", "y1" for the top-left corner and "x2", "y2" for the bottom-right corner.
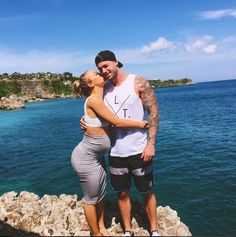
[{"x1": 85, "y1": 70, "x2": 105, "y2": 87}]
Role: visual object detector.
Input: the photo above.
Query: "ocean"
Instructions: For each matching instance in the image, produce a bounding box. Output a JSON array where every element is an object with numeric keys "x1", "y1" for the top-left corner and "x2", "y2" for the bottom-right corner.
[{"x1": 0, "y1": 79, "x2": 235, "y2": 235}]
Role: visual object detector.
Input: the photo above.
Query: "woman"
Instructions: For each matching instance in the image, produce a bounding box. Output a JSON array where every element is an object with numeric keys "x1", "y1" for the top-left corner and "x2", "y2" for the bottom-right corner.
[{"x1": 71, "y1": 70, "x2": 148, "y2": 236}]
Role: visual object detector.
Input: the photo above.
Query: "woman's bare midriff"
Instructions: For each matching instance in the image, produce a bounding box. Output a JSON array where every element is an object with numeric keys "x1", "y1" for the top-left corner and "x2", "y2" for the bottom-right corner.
[{"x1": 85, "y1": 127, "x2": 109, "y2": 136}]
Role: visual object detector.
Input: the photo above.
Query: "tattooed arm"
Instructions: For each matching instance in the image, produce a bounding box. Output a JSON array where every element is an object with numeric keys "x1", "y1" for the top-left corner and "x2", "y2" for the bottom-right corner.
[{"x1": 135, "y1": 76, "x2": 160, "y2": 161}]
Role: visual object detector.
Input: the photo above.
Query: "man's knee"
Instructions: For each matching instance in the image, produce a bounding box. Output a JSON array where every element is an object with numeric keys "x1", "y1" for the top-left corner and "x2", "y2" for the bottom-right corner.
[
  {"x1": 118, "y1": 191, "x2": 130, "y2": 200},
  {"x1": 142, "y1": 190, "x2": 156, "y2": 203}
]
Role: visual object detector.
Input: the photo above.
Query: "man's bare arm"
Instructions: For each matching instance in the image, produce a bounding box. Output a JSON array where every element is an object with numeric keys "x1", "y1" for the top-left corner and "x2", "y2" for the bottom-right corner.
[{"x1": 136, "y1": 76, "x2": 160, "y2": 146}]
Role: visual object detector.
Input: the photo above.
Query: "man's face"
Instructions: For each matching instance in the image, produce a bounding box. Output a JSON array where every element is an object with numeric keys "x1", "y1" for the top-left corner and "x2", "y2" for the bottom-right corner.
[{"x1": 96, "y1": 60, "x2": 118, "y2": 81}]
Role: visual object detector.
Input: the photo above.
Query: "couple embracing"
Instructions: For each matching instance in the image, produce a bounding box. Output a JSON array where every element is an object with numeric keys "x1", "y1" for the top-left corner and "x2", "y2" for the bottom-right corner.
[{"x1": 71, "y1": 50, "x2": 160, "y2": 236}]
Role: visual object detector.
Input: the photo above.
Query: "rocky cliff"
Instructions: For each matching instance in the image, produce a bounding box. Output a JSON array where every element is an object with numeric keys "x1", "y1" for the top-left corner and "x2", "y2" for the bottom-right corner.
[
  {"x1": 0, "y1": 79, "x2": 74, "y2": 110},
  {"x1": 0, "y1": 191, "x2": 191, "y2": 236}
]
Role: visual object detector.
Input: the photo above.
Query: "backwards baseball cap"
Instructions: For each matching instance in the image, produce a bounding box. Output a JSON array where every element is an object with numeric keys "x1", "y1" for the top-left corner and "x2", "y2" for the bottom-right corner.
[{"x1": 95, "y1": 50, "x2": 123, "y2": 68}]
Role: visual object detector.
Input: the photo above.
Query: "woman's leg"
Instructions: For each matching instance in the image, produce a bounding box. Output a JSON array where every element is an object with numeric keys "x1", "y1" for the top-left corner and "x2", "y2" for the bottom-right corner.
[
  {"x1": 84, "y1": 203, "x2": 102, "y2": 236},
  {"x1": 96, "y1": 199, "x2": 111, "y2": 236}
]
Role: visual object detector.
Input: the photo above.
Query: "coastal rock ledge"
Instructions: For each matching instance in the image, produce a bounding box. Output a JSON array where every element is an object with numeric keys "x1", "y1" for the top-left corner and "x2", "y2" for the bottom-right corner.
[{"x1": 0, "y1": 191, "x2": 191, "y2": 236}]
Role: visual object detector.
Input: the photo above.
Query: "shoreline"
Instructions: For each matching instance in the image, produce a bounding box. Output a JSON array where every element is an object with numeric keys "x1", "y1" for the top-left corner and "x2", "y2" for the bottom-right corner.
[
  {"x1": 0, "y1": 191, "x2": 191, "y2": 236},
  {"x1": 0, "y1": 82, "x2": 191, "y2": 111},
  {"x1": 0, "y1": 77, "x2": 196, "y2": 111},
  {"x1": 0, "y1": 94, "x2": 74, "y2": 111}
]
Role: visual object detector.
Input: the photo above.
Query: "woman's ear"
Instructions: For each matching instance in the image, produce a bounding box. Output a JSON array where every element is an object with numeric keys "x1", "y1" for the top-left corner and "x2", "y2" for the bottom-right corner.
[{"x1": 87, "y1": 79, "x2": 94, "y2": 88}]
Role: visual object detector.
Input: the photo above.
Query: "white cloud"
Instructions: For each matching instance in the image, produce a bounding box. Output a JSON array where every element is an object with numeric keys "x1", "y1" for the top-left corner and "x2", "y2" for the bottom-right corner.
[
  {"x1": 199, "y1": 9, "x2": 236, "y2": 20},
  {"x1": 141, "y1": 35, "x2": 217, "y2": 56},
  {"x1": 184, "y1": 35, "x2": 216, "y2": 54},
  {"x1": 0, "y1": 49, "x2": 94, "y2": 75},
  {"x1": 115, "y1": 35, "x2": 236, "y2": 81},
  {"x1": 203, "y1": 44, "x2": 217, "y2": 54},
  {"x1": 1, "y1": 34, "x2": 235, "y2": 82},
  {"x1": 142, "y1": 37, "x2": 176, "y2": 53}
]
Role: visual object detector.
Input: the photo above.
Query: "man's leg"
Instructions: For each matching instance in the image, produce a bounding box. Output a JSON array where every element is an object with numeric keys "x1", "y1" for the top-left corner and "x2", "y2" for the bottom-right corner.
[
  {"x1": 131, "y1": 154, "x2": 159, "y2": 234},
  {"x1": 143, "y1": 191, "x2": 159, "y2": 232},
  {"x1": 109, "y1": 155, "x2": 133, "y2": 233},
  {"x1": 118, "y1": 191, "x2": 132, "y2": 232}
]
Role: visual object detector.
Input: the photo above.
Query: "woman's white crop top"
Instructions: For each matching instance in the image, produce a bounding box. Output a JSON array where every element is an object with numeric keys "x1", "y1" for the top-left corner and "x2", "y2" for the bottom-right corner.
[{"x1": 84, "y1": 98, "x2": 109, "y2": 128}]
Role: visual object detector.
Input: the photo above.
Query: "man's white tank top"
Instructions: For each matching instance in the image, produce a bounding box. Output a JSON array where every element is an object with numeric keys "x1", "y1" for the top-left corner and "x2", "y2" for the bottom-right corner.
[{"x1": 104, "y1": 74, "x2": 147, "y2": 157}]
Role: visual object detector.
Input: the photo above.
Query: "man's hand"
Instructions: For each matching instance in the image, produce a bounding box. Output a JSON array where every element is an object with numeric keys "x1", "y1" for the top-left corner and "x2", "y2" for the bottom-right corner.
[
  {"x1": 80, "y1": 116, "x2": 87, "y2": 131},
  {"x1": 141, "y1": 143, "x2": 155, "y2": 162}
]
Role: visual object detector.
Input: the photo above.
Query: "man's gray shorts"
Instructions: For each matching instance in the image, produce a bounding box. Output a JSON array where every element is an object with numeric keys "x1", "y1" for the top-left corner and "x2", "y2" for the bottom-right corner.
[{"x1": 109, "y1": 153, "x2": 153, "y2": 194}]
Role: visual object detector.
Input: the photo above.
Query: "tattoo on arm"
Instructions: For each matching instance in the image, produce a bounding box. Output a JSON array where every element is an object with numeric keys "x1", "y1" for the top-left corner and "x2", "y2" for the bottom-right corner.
[{"x1": 136, "y1": 77, "x2": 160, "y2": 145}]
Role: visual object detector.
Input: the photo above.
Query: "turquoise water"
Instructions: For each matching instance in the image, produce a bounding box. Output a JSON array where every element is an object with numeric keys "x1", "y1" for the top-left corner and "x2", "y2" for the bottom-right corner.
[{"x1": 0, "y1": 80, "x2": 236, "y2": 235}]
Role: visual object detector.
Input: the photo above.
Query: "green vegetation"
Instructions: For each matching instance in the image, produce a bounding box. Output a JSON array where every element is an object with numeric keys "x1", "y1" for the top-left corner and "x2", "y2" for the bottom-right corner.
[
  {"x1": 46, "y1": 80, "x2": 72, "y2": 95},
  {"x1": 43, "y1": 79, "x2": 50, "y2": 87},
  {"x1": 149, "y1": 78, "x2": 192, "y2": 88},
  {"x1": 0, "y1": 72, "x2": 192, "y2": 98},
  {"x1": 0, "y1": 72, "x2": 78, "y2": 98},
  {"x1": 0, "y1": 72, "x2": 78, "y2": 82},
  {"x1": 0, "y1": 80, "x2": 22, "y2": 98}
]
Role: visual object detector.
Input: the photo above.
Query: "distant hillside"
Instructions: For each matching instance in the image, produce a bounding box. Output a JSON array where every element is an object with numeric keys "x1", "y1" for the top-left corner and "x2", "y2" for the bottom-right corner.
[
  {"x1": 0, "y1": 72, "x2": 192, "y2": 98},
  {"x1": 149, "y1": 78, "x2": 192, "y2": 88},
  {"x1": 0, "y1": 72, "x2": 78, "y2": 98}
]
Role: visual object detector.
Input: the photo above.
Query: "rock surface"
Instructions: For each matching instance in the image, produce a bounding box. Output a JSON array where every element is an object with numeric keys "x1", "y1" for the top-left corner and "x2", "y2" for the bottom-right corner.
[
  {"x1": 0, "y1": 95, "x2": 25, "y2": 110},
  {"x1": 0, "y1": 191, "x2": 191, "y2": 236},
  {"x1": 0, "y1": 94, "x2": 71, "y2": 110}
]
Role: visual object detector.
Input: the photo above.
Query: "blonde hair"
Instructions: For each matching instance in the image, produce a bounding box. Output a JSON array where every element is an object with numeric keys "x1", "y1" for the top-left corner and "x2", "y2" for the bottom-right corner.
[{"x1": 72, "y1": 71, "x2": 91, "y2": 97}]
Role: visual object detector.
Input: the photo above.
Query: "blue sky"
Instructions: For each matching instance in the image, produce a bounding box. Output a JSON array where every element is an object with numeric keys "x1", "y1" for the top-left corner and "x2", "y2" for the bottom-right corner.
[{"x1": 0, "y1": 0, "x2": 236, "y2": 82}]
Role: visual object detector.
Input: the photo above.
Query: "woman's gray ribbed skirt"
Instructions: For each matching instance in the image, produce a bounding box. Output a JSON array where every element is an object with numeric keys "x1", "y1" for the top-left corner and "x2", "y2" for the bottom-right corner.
[{"x1": 71, "y1": 133, "x2": 110, "y2": 205}]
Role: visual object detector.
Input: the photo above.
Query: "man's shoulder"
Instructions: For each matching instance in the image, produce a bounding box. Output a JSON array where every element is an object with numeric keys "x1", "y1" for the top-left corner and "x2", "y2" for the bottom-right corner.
[
  {"x1": 134, "y1": 75, "x2": 150, "y2": 91},
  {"x1": 129, "y1": 74, "x2": 148, "y2": 85}
]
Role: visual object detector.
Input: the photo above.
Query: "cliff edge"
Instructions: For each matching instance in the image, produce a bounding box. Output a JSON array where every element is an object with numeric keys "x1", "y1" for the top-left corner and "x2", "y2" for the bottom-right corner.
[{"x1": 0, "y1": 191, "x2": 191, "y2": 236}]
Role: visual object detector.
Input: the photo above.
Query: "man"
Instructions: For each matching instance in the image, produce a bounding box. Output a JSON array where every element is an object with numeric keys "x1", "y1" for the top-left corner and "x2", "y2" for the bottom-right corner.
[{"x1": 83, "y1": 50, "x2": 160, "y2": 236}]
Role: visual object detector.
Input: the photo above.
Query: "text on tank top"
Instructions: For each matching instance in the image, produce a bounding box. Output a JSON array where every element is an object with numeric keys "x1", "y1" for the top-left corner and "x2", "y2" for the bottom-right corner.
[{"x1": 103, "y1": 74, "x2": 147, "y2": 157}]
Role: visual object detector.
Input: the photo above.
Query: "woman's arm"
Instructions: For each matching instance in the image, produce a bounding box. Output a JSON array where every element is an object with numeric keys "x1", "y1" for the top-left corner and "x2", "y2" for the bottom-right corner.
[{"x1": 87, "y1": 97, "x2": 148, "y2": 129}]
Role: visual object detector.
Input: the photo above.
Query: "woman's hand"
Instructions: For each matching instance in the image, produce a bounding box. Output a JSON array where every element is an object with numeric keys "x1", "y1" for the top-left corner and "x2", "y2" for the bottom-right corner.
[{"x1": 141, "y1": 120, "x2": 149, "y2": 129}]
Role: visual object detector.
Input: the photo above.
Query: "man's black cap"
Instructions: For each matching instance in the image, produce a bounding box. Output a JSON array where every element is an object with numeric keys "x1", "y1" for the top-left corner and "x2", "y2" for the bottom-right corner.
[{"x1": 95, "y1": 50, "x2": 123, "y2": 68}]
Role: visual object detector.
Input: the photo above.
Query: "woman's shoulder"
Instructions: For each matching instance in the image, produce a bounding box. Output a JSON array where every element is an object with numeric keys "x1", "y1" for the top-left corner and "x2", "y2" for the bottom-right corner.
[{"x1": 87, "y1": 95, "x2": 103, "y2": 106}]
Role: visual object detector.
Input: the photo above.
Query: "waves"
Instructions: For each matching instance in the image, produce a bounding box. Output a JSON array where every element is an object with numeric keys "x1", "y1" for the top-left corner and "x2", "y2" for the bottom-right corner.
[{"x1": 0, "y1": 80, "x2": 236, "y2": 235}]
